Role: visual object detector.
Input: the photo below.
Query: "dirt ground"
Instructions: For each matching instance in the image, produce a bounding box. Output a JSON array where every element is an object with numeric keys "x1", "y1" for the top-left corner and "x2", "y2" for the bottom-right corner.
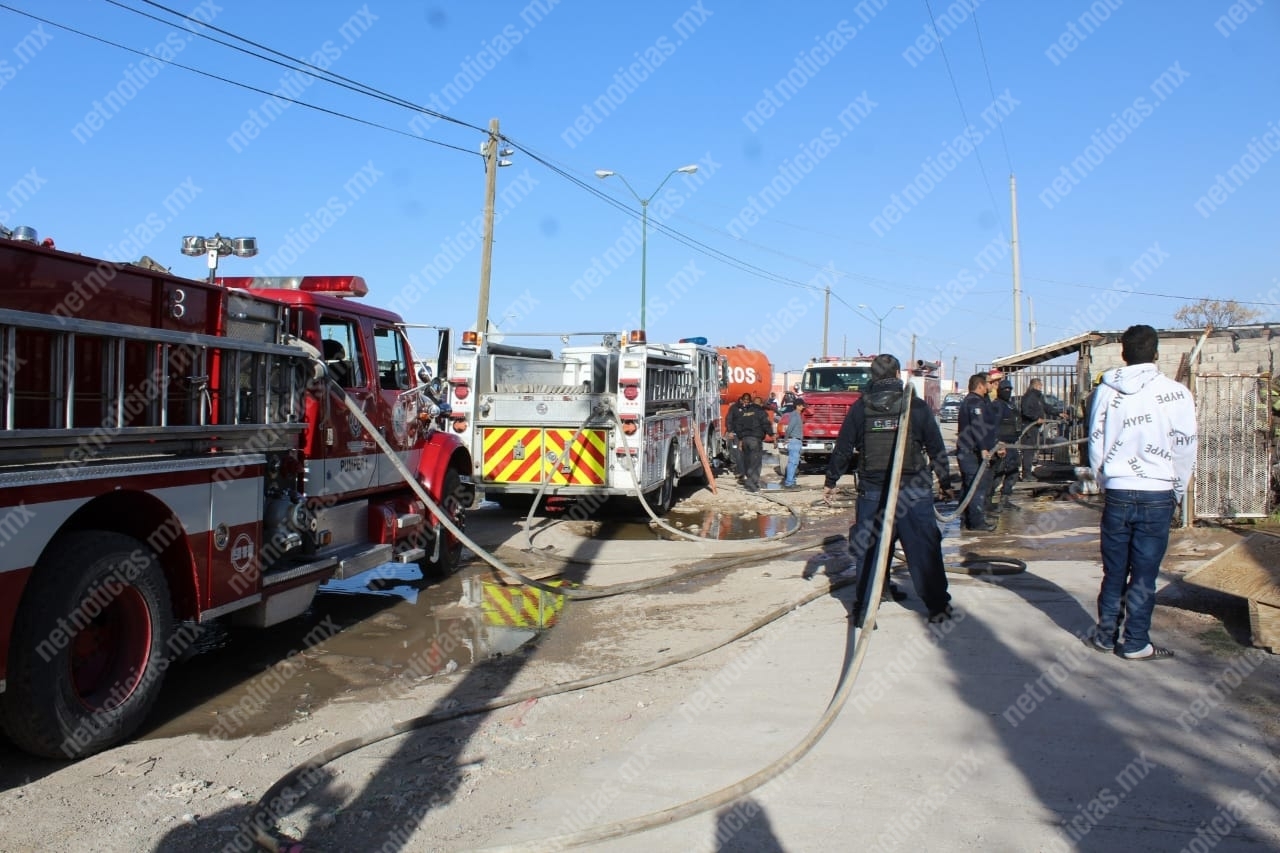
[{"x1": 1, "y1": 459, "x2": 1278, "y2": 852}]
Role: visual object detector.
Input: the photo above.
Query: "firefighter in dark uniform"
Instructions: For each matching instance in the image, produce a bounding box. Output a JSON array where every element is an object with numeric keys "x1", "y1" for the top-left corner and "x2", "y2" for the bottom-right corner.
[
  {"x1": 821, "y1": 354, "x2": 955, "y2": 625},
  {"x1": 727, "y1": 394, "x2": 772, "y2": 492},
  {"x1": 957, "y1": 372, "x2": 998, "y2": 531},
  {"x1": 989, "y1": 378, "x2": 1022, "y2": 513},
  {"x1": 725, "y1": 393, "x2": 752, "y2": 479}
]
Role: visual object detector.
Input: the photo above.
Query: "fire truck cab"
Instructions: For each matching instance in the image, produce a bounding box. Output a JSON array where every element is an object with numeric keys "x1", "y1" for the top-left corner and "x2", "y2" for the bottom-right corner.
[
  {"x1": 0, "y1": 230, "x2": 472, "y2": 758},
  {"x1": 795, "y1": 355, "x2": 874, "y2": 461}
]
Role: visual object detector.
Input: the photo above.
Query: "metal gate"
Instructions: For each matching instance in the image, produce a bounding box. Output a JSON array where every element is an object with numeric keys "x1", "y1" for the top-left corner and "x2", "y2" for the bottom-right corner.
[
  {"x1": 978, "y1": 362, "x2": 1090, "y2": 468},
  {"x1": 1194, "y1": 373, "x2": 1272, "y2": 519}
]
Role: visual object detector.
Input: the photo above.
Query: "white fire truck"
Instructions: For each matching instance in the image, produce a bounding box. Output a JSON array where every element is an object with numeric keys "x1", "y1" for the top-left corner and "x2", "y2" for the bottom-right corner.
[
  {"x1": 447, "y1": 331, "x2": 721, "y2": 513},
  {"x1": 0, "y1": 227, "x2": 473, "y2": 758}
]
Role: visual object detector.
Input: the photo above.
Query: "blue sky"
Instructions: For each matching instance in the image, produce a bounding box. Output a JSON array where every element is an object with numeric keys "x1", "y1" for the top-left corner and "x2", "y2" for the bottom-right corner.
[{"x1": 2, "y1": 0, "x2": 1277, "y2": 380}]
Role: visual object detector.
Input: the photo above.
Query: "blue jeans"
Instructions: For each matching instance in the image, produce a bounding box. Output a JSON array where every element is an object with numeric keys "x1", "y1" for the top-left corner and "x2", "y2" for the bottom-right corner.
[
  {"x1": 957, "y1": 451, "x2": 992, "y2": 528},
  {"x1": 783, "y1": 438, "x2": 801, "y2": 485},
  {"x1": 1096, "y1": 489, "x2": 1175, "y2": 654},
  {"x1": 848, "y1": 483, "x2": 950, "y2": 623}
]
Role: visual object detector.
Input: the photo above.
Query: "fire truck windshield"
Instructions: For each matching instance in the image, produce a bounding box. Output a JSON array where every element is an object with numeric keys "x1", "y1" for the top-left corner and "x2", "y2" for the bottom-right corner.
[{"x1": 802, "y1": 366, "x2": 870, "y2": 393}]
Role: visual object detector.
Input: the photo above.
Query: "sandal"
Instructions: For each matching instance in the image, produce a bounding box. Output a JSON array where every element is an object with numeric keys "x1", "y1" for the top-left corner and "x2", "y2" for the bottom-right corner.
[{"x1": 1120, "y1": 646, "x2": 1175, "y2": 661}]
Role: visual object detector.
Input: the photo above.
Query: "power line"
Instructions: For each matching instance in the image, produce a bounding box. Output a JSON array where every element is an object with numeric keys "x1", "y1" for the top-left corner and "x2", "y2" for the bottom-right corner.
[
  {"x1": 0, "y1": 3, "x2": 479, "y2": 156},
  {"x1": 502, "y1": 136, "x2": 833, "y2": 293},
  {"x1": 24, "y1": 4, "x2": 1272, "y2": 319},
  {"x1": 113, "y1": 0, "x2": 487, "y2": 135},
  {"x1": 922, "y1": 0, "x2": 1001, "y2": 216},
  {"x1": 970, "y1": 6, "x2": 1013, "y2": 175}
]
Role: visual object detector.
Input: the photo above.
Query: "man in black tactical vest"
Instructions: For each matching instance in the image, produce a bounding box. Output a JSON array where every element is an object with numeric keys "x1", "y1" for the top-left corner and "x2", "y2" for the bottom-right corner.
[
  {"x1": 989, "y1": 378, "x2": 1022, "y2": 513},
  {"x1": 821, "y1": 354, "x2": 955, "y2": 625}
]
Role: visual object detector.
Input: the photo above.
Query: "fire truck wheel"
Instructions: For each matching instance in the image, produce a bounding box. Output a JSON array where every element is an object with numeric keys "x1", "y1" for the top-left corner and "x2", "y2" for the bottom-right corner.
[
  {"x1": 426, "y1": 468, "x2": 466, "y2": 574},
  {"x1": 651, "y1": 445, "x2": 678, "y2": 515},
  {"x1": 0, "y1": 531, "x2": 173, "y2": 759}
]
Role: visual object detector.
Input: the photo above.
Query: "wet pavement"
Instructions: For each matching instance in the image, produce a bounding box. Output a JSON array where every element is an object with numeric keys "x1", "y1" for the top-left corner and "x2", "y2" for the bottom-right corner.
[
  {"x1": 142, "y1": 564, "x2": 546, "y2": 742},
  {"x1": 134, "y1": 481, "x2": 1212, "y2": 747}
]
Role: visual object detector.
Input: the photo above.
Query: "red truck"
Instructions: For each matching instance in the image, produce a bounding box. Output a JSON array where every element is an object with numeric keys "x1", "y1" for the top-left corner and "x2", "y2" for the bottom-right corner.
[
  {"x1": 0, "y1": 226, "x2": 472, "y2": 758},
  {"x1": 793, "y1": 355, "x2": 875, "y2": 462}
]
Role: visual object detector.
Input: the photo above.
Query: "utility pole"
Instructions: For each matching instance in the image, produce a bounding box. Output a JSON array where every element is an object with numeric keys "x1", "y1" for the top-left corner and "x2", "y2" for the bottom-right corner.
[
  {"x1": 822, "y1": 285, "x2": 830, "y2": 357},
  {"x1": 951, "y1": 355, "x2": 958, "y2": 389},
  {"x1": 909, "y1": 333, "x2": 916, "y2": 369},
  {"x1": 1028, "y1": 294, "x2": 1036, "y2": 350},
  {"x1": 1010, "y1": 174, "x2": 1023, "y2": 354},
  {"x1": 476, "y1": 117, "x2": 500, "y2": 345},
  {"x1": 842, "y1": 334, "x2": 846, "y2": 358}
]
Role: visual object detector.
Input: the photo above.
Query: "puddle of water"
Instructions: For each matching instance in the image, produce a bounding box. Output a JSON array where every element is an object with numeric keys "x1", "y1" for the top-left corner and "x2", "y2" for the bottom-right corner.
[
  {"x1": 143, "y1": 565, "x2": 551, "y2": 741},
  {"x1": 563, "y1": 508, "x2": 798, "y2": 541},
  {"x1": 663, "y1": 507, "x2": 799, "y2": 540}
]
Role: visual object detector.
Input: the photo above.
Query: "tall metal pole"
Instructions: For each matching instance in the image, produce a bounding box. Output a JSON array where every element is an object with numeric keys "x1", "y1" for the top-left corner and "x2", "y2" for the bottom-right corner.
[
  {"x1": 822, "y1": 286, "x2": 830, "y2": 357},
  {"x1": 1028, "y1": 294, "x2": 1036, "y2": 349},
  {"x1": 1010, "y1": 173, "x2": 1023, "y2": 354},
  {"x1": 909, "y1": 333, "x2": 916, "y2": 368},
  {"x1": 476, "y1": 117, "x2": 499, "y2": 344},
  {"x1": 639, "y1": 199, "x2": 648, "y2": 330}
]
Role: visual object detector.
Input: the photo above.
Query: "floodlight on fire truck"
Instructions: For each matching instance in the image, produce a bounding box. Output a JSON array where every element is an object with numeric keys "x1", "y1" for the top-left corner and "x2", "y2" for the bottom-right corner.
[
  {"x1": 461, "y1": 330, "x2": 481, "y2": 348},
  {"x1": 626, "y1": 330, "x2": 646, "y2": 344},
  {"x1": 182, "y1": 233, "x2": 257, "y2": 283}
]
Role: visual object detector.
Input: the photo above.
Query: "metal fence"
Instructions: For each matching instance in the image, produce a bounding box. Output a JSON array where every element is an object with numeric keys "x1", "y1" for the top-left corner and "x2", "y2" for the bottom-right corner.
[{"x1": 1193, "y1": 373, "x2": 1272, "y2": 519}]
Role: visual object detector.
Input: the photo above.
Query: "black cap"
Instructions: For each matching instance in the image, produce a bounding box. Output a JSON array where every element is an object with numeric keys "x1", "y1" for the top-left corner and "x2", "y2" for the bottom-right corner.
[
  {"x1": 870, "y1": 354, "x2": 900, "y2": 382},
  {"x1": 998, "y1": 379, "x2": 1013, "y2": 390}
]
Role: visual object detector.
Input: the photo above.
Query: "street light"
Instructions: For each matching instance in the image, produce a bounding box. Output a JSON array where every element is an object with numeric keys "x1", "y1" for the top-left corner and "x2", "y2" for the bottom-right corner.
[
  {"x1": 595, "y1": 164, "x2": 698, "y2": 331},
  {"x1": 182, "y1": 233, "x2": 257, "y2": 283},
  {"x1": 858, "y1": 303, "x2": 905, "y2": 353}
]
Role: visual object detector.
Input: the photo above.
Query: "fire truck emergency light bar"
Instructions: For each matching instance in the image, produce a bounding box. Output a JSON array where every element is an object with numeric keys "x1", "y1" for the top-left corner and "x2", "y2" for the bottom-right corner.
[{"x1": 216, "y1": 276, "x2": 369, "y2": 298}]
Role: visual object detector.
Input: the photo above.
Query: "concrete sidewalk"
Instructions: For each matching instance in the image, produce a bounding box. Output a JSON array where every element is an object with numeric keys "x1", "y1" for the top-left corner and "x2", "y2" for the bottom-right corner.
[{"x1": 478, "y1": 553, "x2": 1280, "y2": 852}]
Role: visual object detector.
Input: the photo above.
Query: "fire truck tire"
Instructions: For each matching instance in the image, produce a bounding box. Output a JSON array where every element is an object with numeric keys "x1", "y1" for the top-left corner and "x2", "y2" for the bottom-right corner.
[
  {"x1": 650, "y1": 445, "x2": 678, "y2": 515},
  {"x1": 426, "y1": 469, "x2": 466, "y2": 574},
  {"x1": 0, "y1": 531, "x2": 173, "y2": 759}
]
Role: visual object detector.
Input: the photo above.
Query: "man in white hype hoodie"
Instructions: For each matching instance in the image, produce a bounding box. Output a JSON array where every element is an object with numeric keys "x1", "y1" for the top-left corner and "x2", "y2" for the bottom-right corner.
[{"x1": 1088, "y1": 324, "x2": 1198, "y2": 661}]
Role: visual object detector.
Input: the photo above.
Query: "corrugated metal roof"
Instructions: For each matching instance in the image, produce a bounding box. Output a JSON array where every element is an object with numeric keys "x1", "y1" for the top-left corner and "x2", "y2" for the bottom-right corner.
[{"x1": 991, "y1": 331, "x2": 1104, "y2": 369}]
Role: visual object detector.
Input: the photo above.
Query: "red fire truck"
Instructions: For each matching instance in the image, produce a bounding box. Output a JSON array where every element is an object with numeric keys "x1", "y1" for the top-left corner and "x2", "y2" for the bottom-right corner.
[
  {"x1": 0, "y1": 227, "x2": 473, "y2": 758},
  {"x1": 793, "y1": 355, "x2": 875, "y2": 462}
]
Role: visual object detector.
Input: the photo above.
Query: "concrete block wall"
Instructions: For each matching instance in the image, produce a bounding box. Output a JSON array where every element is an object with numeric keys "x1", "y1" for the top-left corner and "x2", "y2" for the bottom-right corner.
[{"x1": 1091, "y1": 331, "x2": 1276, "y2": 381}]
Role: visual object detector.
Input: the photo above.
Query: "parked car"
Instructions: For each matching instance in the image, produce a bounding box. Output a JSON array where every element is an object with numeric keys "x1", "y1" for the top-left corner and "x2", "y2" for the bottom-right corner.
[{"x1": 939, "y1": 393, "x2": 964, "y2": 423}]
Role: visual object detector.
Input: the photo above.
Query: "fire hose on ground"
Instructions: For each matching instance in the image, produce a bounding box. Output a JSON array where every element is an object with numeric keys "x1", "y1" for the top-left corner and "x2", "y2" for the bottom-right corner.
[{"x1": 245, "y1": 371, "x2": 919, "y2": 852}]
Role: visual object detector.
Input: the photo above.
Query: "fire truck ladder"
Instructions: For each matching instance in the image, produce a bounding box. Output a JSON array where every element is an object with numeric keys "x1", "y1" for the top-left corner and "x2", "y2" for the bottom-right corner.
[{"x1": 0, "y1": 308, "x2": 309, "y2": 464}]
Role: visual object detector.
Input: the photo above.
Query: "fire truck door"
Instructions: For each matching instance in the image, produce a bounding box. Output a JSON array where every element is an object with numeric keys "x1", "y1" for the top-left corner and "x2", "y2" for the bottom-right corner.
[
  {"x1": 373, "y1": 325, "x2": 424, "y2": 473},
  {"x1": 316, "y1": 318, "x2": 377, "y2": 496}
]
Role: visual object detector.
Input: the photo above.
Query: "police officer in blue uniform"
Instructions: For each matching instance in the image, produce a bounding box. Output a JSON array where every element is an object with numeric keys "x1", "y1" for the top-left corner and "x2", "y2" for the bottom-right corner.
[{"x1": 957, "y1": 372, "x2": 998, "y2": 531}]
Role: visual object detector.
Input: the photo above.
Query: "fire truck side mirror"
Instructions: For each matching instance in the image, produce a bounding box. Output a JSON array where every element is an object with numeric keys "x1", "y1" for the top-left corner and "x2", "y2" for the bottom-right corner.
[{"x1": 418, "y1": 364, "x2": 433, "y2": 384}]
